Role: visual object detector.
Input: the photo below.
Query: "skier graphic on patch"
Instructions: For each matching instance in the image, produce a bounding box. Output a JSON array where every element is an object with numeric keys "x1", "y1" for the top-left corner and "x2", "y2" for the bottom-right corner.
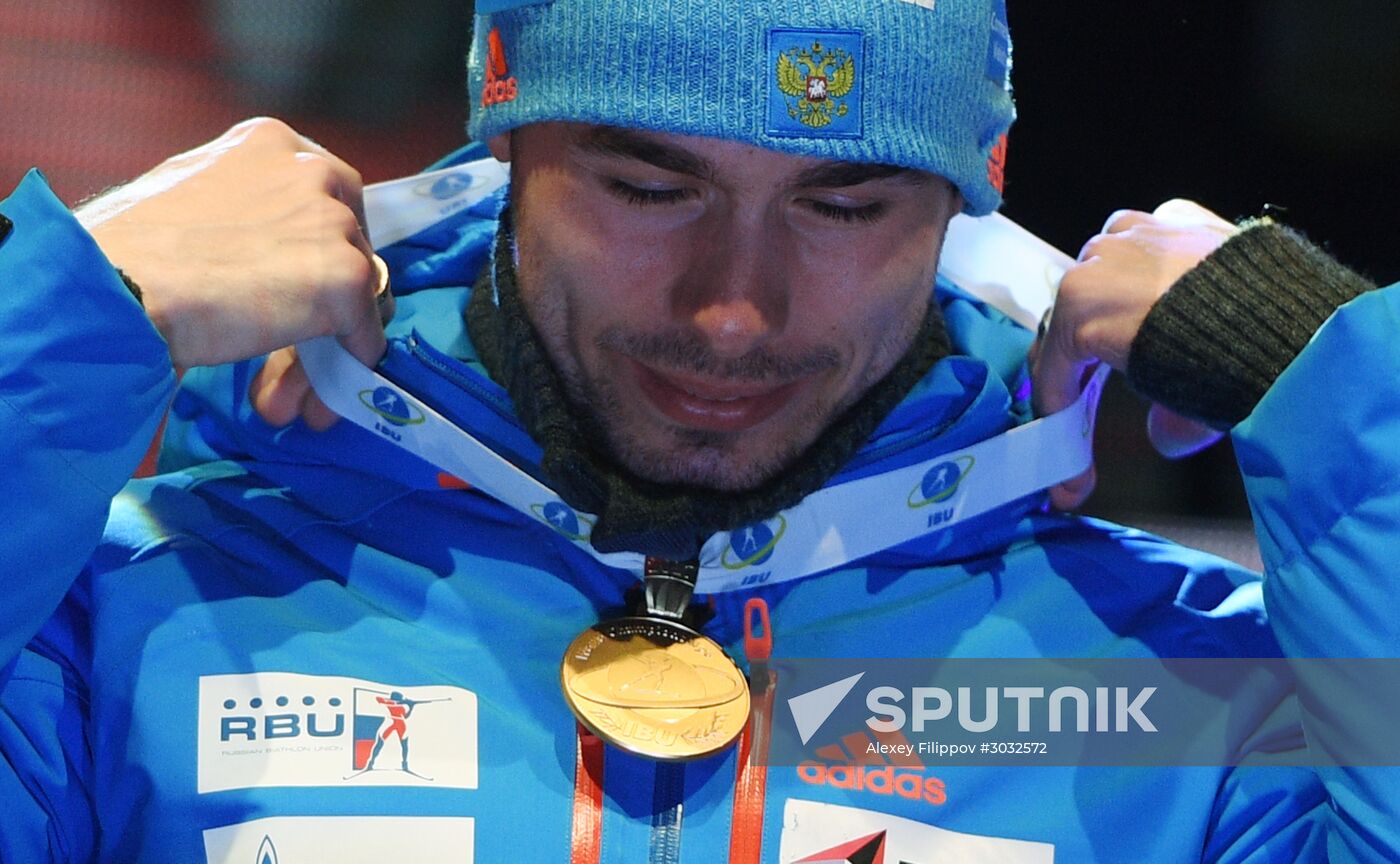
[
  {"x1": 368, "y1": 691, "x2": 415, "y2": 771},
  {"x1": 349, "y1": 687, "x2": 450, "y2": 780}
]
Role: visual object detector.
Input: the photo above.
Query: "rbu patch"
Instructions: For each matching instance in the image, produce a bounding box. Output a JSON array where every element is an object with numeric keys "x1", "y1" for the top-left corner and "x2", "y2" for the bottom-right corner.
[
  {"x1": 197, "y1": 672, "x2": 478, "y2": 793},
  {"x1": 766, "y1": 29, "x2": 865, "y2": 140}
]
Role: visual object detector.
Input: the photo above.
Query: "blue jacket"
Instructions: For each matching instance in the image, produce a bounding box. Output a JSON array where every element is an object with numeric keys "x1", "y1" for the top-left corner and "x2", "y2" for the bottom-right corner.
[{"x1": 2, "y1": 158, "x2": 1397, "y2": 863}]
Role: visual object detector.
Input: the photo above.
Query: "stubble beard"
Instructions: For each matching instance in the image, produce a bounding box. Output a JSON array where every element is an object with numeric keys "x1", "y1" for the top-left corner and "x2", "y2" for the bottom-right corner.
[
  {"x1": 546, "y1": 312, "x2": 919, "y2": 494},
  {"x1": 515, "y1": 243, "x2": 926, "y2": 493},
  {"x1": 563, "y1": 340, "x2": 838, "y2": 491}
]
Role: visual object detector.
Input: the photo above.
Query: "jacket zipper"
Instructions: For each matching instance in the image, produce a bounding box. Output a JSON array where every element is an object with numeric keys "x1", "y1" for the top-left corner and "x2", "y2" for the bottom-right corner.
[
  {"x1": 649, "y1": 762, "x2": 686, "y2": 864},
  {"x1": 405, "y1": 334, "x2": 517, "y2": 420},
  {"x1": 729, "y1": 597, "x2": 775, "y2": 864}
]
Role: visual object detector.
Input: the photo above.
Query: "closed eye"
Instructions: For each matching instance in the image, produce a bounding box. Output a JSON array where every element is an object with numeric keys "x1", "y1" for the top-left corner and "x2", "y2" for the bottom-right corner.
[
  {"x1": 608, "y1": 179, "x2": 694, "y2": 206},
  {"x1": 807, "y1": 199, "x2": 886, "y2": 224}
]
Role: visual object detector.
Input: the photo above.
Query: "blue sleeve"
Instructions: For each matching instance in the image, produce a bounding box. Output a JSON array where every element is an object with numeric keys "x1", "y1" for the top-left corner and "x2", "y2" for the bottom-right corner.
[
  {"x1": 1232, "y1": 283, "x2": 1400, "y2": 862},
  {"x1": 0, "y1": 171, "x2": 177, "y2": 859},
  {"x1": 0, "y1": 171, "x2": 175, "y2": 660}
]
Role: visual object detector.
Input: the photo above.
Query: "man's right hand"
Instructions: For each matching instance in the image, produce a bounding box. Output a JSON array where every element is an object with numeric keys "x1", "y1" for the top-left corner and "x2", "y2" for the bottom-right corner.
[{"x1": 79, "y1": 118, "x2": 384, "y2": 428}]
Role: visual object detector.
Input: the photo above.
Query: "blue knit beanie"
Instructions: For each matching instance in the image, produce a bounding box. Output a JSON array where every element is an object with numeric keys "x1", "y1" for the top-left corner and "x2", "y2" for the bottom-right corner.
[{"x1": 466, "y1": 0, "x2": 1014, "y2": 215}]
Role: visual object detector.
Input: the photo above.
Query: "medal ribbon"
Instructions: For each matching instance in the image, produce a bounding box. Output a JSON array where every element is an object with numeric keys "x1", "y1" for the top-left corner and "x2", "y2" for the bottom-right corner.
[
  {"x1": 300, "y1": 335, "x2": 1104, "y2": 591},
  {"x1": 301, "y1": 163, "x2": 1103, "y2": 593},
  {"x1": 569, "y1": 726, "x2": 605, "y2": 864}
]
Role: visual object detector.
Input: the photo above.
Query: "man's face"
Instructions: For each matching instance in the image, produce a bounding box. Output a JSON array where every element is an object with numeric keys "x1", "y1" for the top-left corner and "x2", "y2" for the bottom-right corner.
[{"x1": 494, "y1": 122, "x2": 959, "y2": 492}]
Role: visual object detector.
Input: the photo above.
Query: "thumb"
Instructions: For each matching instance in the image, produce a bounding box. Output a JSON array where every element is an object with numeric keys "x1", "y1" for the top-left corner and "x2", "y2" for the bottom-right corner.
[
  {"x1": 1030, "y1": 314, "x2": 1094, "y2": 420},
  {"x1": 1031, "y1": 306, "x2": 1105, "y2": 511},
  {"x1": 1043, "y1": 362, "x2": 1107, "y2": 511}
]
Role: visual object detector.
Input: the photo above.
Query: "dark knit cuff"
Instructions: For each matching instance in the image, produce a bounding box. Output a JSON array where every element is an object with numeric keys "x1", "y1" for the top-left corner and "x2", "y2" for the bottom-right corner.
[{"x1": 1127, "y1": 221, "x2": 1374, "y2": 429}]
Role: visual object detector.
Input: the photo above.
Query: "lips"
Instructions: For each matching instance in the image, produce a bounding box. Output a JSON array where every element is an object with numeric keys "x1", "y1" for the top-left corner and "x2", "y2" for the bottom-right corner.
[{"x1": 632, "y1": 361, "x2": 805, "y2": 434}]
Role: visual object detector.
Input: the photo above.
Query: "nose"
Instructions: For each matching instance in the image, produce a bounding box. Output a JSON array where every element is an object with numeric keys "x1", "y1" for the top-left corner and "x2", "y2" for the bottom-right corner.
[
  {"x1": 674, "y1": 217, "x2": 789, "y2": 359},
  {"x1": 692, "y1": 297, "x2": 771, "y2": 359}
]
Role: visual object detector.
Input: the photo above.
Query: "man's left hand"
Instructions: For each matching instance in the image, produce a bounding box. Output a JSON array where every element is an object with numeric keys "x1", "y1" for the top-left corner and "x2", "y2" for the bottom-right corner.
[{"x1": 1031, "y1": 200, "x2": 1239, "y2": 510}]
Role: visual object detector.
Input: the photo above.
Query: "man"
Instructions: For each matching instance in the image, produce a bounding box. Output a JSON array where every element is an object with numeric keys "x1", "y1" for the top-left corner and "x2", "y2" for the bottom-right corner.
[{"x1": 0, "y1": 1, "x2": 1395, "y2": 861}]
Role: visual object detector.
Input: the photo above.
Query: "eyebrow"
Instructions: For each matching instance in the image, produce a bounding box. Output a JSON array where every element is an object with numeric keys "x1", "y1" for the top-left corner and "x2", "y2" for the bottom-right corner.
[
  {"x1": 573, "y1": 126, "x2": 934, "y2": 189},
  {"x1": 788, "y1": 161, "x2": 934, "y2": 189},
  {"x1": 574, "y1": 127, "x2": 716, "y2": 181}
]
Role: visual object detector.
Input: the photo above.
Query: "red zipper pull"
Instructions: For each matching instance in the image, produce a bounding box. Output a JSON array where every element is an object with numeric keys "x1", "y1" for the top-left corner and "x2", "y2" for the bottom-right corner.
[{"x1": 744, "y1": 597, "x2": 772, "y2": 662}]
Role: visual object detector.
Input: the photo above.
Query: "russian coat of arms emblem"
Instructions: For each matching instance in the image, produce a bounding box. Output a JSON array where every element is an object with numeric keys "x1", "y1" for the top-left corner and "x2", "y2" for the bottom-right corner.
[{"x1": 775, "y1": 41, "x2": 857, "y2": 129}]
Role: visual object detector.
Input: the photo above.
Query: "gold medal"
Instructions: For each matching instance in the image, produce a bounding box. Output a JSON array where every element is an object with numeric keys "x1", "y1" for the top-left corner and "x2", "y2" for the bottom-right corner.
[{"x1": 561, "y1": 616, "x2": 750, "y2": 760}]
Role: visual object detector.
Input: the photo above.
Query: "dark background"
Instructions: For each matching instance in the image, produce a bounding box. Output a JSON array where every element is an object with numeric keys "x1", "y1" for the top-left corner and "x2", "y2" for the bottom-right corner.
[
  {"x1": 1006, "y1": 1, "x2": 1399, "y2": 561},
  {"x1": 4, "y1": 1, "x2": 1397, "y2": 566}
]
